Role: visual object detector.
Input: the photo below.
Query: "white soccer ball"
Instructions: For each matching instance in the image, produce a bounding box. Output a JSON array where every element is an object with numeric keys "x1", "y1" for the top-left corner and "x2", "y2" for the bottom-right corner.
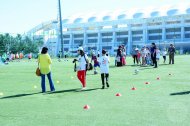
[{"x1": 134, "y1": 69, "x2": 139, "y2": 74}]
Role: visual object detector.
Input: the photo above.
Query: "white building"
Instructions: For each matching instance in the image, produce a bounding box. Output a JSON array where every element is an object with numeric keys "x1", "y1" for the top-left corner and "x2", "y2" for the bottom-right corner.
[{"x1": 27, "y1": 4, "x2": 190, "y2": 56}]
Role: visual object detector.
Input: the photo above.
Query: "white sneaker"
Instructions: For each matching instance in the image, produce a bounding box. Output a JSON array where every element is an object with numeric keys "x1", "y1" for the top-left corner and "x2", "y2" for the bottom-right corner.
[{"x1": 81, "y1": 87, "x2": 87, "y2": 90}]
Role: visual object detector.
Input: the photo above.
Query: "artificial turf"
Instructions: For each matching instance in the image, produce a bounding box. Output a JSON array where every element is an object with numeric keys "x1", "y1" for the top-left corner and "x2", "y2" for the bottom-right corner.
[{"x1": 0, "y1": 55, "x2": 190, "y2": 126}]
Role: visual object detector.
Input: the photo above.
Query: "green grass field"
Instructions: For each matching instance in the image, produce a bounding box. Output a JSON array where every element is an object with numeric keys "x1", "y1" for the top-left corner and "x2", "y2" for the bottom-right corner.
[{"x1": 0, "y1": 55, "x2": 190, "y2": 126}]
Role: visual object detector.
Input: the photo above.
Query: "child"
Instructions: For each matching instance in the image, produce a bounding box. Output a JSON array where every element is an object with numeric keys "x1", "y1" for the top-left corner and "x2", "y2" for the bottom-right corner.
[
  {"x1": 91, "y1": 53, "x2": 100, "y2": 74},
  {"x1": 98, "y1": 49, "x2": 110, "y2": 89},
  {"x1": 156, "y1": 47, "x2": 161, "y2": 64},
  {"x1": 162, "y1": 48, "x2": 167, "y2": 63},
  {"x1": 146, "y1": 53, "x2": 152, "y2": 65},
  {"x1": 137, "y1": 50, "x2": 141, "y2": 65}
]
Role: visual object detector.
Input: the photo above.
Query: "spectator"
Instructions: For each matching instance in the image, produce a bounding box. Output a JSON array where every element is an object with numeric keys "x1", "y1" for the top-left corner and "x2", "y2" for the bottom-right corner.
[{"x1": 38, "y1": 47, "x2": 55, "y2": 93}]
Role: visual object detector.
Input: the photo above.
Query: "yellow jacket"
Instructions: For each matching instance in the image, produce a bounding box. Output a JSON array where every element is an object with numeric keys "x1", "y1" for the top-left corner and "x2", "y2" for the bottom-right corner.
[{"x1": 38, "y1": 54, "x2": 52, "y2": 74}]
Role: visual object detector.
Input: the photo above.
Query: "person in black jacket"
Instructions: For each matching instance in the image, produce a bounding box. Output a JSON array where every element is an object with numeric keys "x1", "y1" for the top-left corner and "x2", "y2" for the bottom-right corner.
[
  {"x1": 150, "y1": 43, "x2": 157, "y2": 68},
  {"x1": 168, "y1": 44, "x2": 176, "y2": 64}
]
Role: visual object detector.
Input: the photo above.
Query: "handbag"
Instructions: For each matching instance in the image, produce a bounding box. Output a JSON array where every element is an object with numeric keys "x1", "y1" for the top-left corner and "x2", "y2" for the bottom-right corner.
[
  {"x1": 36, "y1": 63, "x2": 41, "y2": 76},
  {"x1": 84, "y1": 54, "x2": 93, "y2": 71}
]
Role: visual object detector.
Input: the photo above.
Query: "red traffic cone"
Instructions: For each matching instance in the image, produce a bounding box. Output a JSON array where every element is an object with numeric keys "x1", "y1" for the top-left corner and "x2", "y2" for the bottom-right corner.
[
  {"x1": 157, "y1": 77, "x2": 160, "y2": 80},
  {"x1": 131, "y1": 87, "x2": 136, "y2": 90},
  {"x1": 83, "y1": 105, "x2": 90, "y2": 110},
  {"x1": 116, "y1": 93, "x2": 122, "y2": 96},
  {"x1": 145, "y1": 82, "x2": 150, "y2": 84}
]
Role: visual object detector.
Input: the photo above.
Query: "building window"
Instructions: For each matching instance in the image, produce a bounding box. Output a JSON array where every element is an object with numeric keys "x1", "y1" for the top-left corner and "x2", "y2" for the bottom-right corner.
[
  {"x1": 102, "y1": 38, "x2": 112, "y2": 42},
  {"x1": 74, "y1": 34, "x2": 83, "y2": 38},
  {"x1": 148, "y1": 29, "x2": 162, "y2": 34},
  {"x1": 148, "y1": 22, "x2": 162, "y2": 26},
  {"x1": 102, "y1": 46, "x2": 112, "y2": 50},
  {"x1": 148, "y1": 35, "x2": 162, "y2": 40},
  {"x1": 64, "y1": 48, "x2": 69, "y2": 51},
  {"x1": 117, "y1": 37, "x2": 128, "y2": 42},
  {"x1": 74, "y1": 40, "x2": 83, "y2": 44},
  {"x1": 166, "y1": 21, "x2": 181, "y2": 24},
  {"x1": 101, "y1": 32, "x2": 113, "y2": 36},
  {"x1": 87, "y1": 33, "x2": 98, "y2": 37},
  {"x1": 184, "y1": 27, "x2": 190, "y2": 32},
  {"x1": 166, "y1": 28, "x2": 181, "y2": 33},
  {"x1": 132, "y1": 30, "x2": 143, "y2": 35},
  {"x1": 131, "y1": 24, "x2": 142, "y2": 27},
  {"x1": 63, "y1": 40, "x2": 70, "y2": 44},
  {"x1": 166, "y1": 34, "x2": 181, "y2": 39},
  {"x1": 185, "y1": 20, "x2": 190, "y2": 23},
  {"x1": 88, "y1": 47, "x2": 97, "y2": 50},
  {"x1": 88, "y1": 39, "x2": 97, "y2": 43},
  {"x1": 132, "y1": 36, "x2": 143, "y2": 41},
  {"x1": 185, "y1": 34, "x2": 190, "y2": 38},
  {"x1": 116, "y1": 31, "x2": 128, "y2": 36},
  {"x1": 63, "y1": 35, "x2": 70, "y2": 38}
]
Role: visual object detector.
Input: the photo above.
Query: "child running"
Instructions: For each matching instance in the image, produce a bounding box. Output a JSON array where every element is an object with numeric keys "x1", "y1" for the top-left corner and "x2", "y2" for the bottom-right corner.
[
  {"x1": 98, "y1": 49, "x2": 110, "y2": 89},
  {"x1": 91, "y1": 53, "x2": 100, "y2": 74}
]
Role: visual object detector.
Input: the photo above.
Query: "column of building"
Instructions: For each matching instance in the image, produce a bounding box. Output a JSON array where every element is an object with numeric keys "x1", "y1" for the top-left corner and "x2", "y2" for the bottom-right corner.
[
  {"x1": 98, "y1": 27, "x2": 102, "y2": 52},
  {"x1": 127, "y1": 24, "x2": 132, "y2": 55}
]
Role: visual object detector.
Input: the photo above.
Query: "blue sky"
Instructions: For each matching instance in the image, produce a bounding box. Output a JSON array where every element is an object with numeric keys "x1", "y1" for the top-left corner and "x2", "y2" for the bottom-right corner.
[{"x1": 0, "y1": 0, "x2": 189, "y2": 34}]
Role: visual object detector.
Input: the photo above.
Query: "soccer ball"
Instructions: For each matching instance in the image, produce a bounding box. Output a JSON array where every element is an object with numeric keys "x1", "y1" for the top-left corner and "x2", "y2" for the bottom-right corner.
[{"x1": 134, "y1": 69, "x2": 139, "y2": 74}]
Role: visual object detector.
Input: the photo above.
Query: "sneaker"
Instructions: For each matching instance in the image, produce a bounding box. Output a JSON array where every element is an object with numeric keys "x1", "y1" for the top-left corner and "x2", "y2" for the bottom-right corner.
[
  {"x1": 102, "y1": 86, "x2": 105, "y2": 89},
  {"x1": 106, "y1": 84, "x2": 110, "y2": 88},
  {"x1": 81, "y1": 87, "x2": 86, "y2": 90}
]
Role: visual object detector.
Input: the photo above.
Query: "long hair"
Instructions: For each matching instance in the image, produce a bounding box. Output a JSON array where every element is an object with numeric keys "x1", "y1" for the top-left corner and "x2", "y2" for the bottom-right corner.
[
  {"x1": 41, "y1": 47, "x2": 48, "y2": 54},
  {"x1": 79, "y1": 50, "x2": 85, "y2": 56}
]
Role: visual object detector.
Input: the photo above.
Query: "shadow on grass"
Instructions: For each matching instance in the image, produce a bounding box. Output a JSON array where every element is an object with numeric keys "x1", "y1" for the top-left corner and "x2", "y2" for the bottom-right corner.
[
  {"x1": 47, "y1": 88, "x2": 101, "y2": 94},
  {"x1": 0, "y1": 92, "x2": 42, "y2": 99},
  {"x1": 170, "y1": 91, "x2": 190, "y2": 96}
]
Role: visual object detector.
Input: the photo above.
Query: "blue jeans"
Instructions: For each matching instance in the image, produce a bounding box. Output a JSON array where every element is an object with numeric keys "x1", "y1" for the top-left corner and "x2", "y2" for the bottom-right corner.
[{"x1": 41, "y1": 72, "x2": 55, "y2": 92}]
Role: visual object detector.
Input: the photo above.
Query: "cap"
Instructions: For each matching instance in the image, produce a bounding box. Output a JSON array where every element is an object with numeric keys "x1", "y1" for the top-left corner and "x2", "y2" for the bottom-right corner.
[{"x1": 78, "y1": 47, "x2": 83, "y2": 51}]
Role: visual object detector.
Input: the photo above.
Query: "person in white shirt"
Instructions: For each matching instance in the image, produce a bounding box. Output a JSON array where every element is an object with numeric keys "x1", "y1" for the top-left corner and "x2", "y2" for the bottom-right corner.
[
  {"x1": 162, "y1": 48, "x2": 167, "y2": 63},
  {"x1": 98, "y1": 49, "x2": 110, "y2": 89},
  {"x1": 156, "y1": 47, "x2": 161, "y2": 63},
  {"x1": 74, "y1": 47, "x2": 89, "y2": 90}
]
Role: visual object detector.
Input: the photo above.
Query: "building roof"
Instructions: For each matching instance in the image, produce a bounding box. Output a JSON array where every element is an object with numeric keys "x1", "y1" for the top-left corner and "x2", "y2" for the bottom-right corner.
[{"x1": 61, "y1": 4, "x2": 190, "y2": 24}]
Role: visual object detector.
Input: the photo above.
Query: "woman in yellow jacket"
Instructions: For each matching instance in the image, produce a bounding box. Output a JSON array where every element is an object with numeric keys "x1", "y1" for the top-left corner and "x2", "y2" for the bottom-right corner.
[{"x1": 38, "y1": 47, "x2": 55, "y2": 93}]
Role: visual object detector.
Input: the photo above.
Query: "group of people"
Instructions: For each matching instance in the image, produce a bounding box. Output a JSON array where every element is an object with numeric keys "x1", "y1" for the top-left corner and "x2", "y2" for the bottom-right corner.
[
  {"x1": 116, "y1": 45, "x2": 126, "y2": 67},
  {"x1": 0, "y1": 52, "x2": 32, "y2": 63},
  {"x1": 131, "y1": 43, "x2": 176, "y2": 68},
  {"x1": 37, "y1": 47, "x2": 110, "y2": 93}
]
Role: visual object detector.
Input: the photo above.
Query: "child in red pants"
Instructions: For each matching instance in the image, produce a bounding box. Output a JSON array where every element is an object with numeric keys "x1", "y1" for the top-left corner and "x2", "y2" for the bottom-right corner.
[{"x1": 75, "y1": 47, "x2": 89, "y2": 90}]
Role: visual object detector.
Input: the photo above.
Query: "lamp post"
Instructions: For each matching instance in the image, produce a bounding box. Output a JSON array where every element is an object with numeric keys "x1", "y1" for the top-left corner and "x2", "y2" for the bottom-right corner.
[{"x1": 58, "y1": 0, "x2": 64, "y2": 57}]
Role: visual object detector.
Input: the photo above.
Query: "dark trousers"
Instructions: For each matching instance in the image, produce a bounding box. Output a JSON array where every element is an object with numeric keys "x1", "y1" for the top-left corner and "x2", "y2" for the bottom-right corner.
[
  {"x1": 101, "y1": 73, "x2": 109, "y2": 86},
  {"x1": 133, "y1": 55, "x2": 138, "y2": 64},
  {"x1": 151, "y1": 54, "x2": 154, "y2": 65},
  {"x1": 152, "y1": 54, "x2": 157, "y2": 67},
  {"x1": 163, "y1": 56, "x2": 166, "y2": 63},
  {"x1": 169, "y1": 53, "x2": 174, "y2": 64},
  {"x1": 41, "y1": 72, "x2": 55, "y2": 92}
]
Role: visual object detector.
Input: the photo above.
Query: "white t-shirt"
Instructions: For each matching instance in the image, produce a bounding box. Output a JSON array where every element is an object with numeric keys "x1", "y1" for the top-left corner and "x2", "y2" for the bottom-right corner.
[
  {"x1": 98, "y1": 56, "x2": 109, "y2": 73},
  {"x1": 156, "y1": 50, "x2": 161, "y2": 59},
  {"x1": 77, "y1": 54, "x2": 88, "y2": 71},
  {"x1": 162, "y1": 51, "x2": 167, "y2": 56}
]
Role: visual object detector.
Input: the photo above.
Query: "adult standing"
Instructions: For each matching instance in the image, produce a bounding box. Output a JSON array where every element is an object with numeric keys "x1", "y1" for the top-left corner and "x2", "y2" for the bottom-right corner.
[
  {"x1": 150, "y1": 43, "x2": 157, "y2": 68},
  {"x1": 38, "y1": 47, "x2": 55, "y2": 93},
  {"x1": 168, "y1": 44, "x2": 175, "y2": 64},
  {"x1": 116, "y1": 46, "x2": 122, "y2": 67},
  {"x1": 131, "y1": 47, "x2": 138, "y2": 65}
]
